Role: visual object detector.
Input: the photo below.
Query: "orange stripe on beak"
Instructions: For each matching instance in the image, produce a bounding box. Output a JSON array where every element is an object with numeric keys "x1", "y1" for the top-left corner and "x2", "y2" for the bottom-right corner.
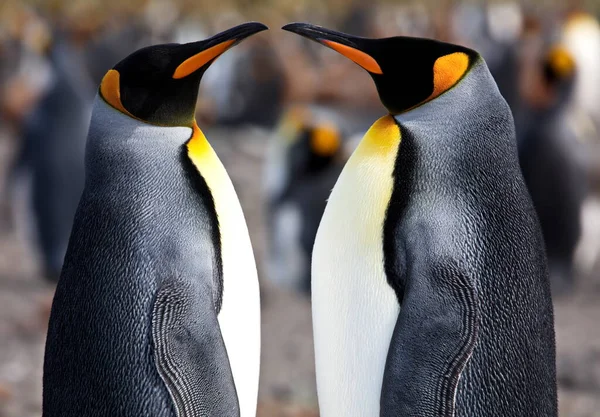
[
  {"x1": 173, "y1": 39, "x2": 236, "y2": 79},
  {"x1": 322, "y1": 40, "x2": 383, "y2": 75}
]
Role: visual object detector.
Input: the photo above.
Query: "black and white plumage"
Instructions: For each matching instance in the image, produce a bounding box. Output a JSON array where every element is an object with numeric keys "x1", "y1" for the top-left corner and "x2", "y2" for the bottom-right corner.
[
  {"x1": 264, "y1": 108, "x2": 344, "y2": 294},
  {"x1": 43, "y1": 23, "x2": 266, "y2": 416},
  {"x1": 284, "y1": 23, "x2": 557, "y2": 416}
]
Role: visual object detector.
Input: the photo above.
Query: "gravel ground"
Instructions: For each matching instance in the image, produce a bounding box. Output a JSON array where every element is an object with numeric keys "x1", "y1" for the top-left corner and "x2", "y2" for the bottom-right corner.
[{"x1": 0, "y1": 126, "x2": 598, "y2": 416}]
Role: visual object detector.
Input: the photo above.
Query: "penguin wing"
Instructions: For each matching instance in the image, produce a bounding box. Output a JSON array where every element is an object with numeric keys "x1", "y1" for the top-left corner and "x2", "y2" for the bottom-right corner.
[
  {"x1": 380, "y1": 259, "x2": 479, "y2": 417},
  {"x1": 152, "y1": 273, "x2": 240, "y2": 416}
]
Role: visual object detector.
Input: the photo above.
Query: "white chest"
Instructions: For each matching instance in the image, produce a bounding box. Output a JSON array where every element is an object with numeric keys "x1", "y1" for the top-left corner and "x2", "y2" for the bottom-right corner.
[
  {"x1": 187, "y1": 126, "x2": 260, "y2": 416},
  {"x1": 311, "y1": 116, "x2": 402, "y2": 416}
]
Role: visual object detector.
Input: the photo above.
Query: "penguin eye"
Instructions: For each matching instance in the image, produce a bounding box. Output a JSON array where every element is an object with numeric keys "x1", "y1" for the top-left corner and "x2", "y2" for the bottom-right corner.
[{"x1": 429, "y1": 52, "x2": 470, "y2": 101}]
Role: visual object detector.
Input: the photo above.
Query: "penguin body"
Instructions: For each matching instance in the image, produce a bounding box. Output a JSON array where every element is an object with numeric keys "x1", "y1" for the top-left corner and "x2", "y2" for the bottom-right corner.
[
  {"x1": 517, "y1": 46, "x2": 586, "y2": 291},
  {"x1": 519, "y1": 110, "x2": 585, "y2": 290},
  {"x1": 43, "y1": 23, "x2": 266, "y2": 416},
  {"x1": 560, "y1": 12, "x2": 600, "y2": 129},
  {"x1": 283, "y1": 24, "x2": 556, "y2": 416},
  {"x1": 15, "y1": 36, "x2": 93, "y2": 281}
]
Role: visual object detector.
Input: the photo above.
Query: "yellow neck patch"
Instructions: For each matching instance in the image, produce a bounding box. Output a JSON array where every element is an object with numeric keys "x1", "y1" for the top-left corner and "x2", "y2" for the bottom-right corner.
[
  {"x1": 173, "y1": 40, "x2": 235, "y2": 79},
  {"x1": 311, "y1": 124, "x2": 341, "y2": 157},
  {"x1": 428, "y1": 52, "x2": 469, "y2": 101},
  {"x1": 187, "y1": 122, "x2": 212, "y2": 160},
  {"x1": 354, "y1": 115, "x2": 400, "y2": 159},
  {"x1": 311, "y1": 114, "x2": 401, "y2": 416},
  {"x1": 99, "y1": 69, "x2": 134, "y2": 118},
  {"x1": 185, "y1": 120, "x2": 261, "y2": 417}
]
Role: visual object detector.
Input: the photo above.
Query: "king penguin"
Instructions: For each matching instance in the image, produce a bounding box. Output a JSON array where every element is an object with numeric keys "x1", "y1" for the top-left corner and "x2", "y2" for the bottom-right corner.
[
  {"x1": 518, "y1": 45, "x2": 586, "y2": 293},
  {"x1": 12, "y1": 31, "x2": 93, "y2": 282},
  {"x1": 43, "y1": 22, "x2": 266, "y2": 416},
  {"x1": 282, "y1": 23, "x2": 557, "y2": 416},
  {"x1": 264, "y1": 106, "x2": 344, "y2": 294}
]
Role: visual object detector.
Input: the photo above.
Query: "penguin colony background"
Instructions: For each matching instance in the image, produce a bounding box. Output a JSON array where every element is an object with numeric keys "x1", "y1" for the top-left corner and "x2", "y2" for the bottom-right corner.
[{"x1": 34, "y1": 16, "x2": 560, "y2": 417}]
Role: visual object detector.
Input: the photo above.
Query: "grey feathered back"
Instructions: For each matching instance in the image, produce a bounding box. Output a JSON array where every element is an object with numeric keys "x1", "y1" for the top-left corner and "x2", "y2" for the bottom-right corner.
[{"x1": 43, "y1": 97, "x2": 239, "y2": 416}]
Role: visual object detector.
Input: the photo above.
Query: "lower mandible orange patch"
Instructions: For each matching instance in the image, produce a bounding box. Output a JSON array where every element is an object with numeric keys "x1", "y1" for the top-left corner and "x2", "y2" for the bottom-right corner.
[
  {"x1": 322, "y1": 40, "x2": 383, "y2": 75},
  {"x1": 173, "y1": 40, "x2": 235, "y2": 79}
]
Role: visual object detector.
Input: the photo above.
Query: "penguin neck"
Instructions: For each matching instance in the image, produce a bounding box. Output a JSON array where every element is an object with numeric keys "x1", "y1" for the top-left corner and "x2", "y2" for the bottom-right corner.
[
  {"x1": 390, "y1": 58, "x2": 516, "y2": 180},
  {"x1": 87, "y1": 95, "x2": 193, "y2": 174},
  {"x1": 84, "y1": 94, "x2": 203, "y2": 227}
]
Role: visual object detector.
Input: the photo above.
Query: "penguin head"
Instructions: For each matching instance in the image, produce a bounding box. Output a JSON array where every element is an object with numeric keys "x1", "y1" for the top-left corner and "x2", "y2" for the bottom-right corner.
[
  {"x1": 527, "y1": 45, "x2": 576, "y2": 110},
  {"x1": 282, "y1": 23, "x2": 478, "y2": 115},
  {"x1": 542, "y1": 45, "x2": 575, "y2": 87},
  {"x1": 290, "y1": 122, "x2": 342, "y2": 176},
  {"x1": 99, "y1": 22, "x2": 267, "y2": 127},
  {"x1": 275, "y1": 106, "x2": 342, "y2": 173}
]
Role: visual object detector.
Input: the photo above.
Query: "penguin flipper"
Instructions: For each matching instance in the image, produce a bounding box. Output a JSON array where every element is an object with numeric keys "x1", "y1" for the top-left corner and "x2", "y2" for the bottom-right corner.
[
  {"x1": 152, "y1": 274, "x2": 240, "y2": 416},
  {"x1": 380, "y1": 259, "x2": 479, "y2": 417}
]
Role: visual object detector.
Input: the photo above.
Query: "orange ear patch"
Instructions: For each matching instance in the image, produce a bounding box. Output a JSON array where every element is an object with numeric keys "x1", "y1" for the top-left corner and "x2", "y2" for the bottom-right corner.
[
  {"x1": 100, "y1": 69, "x2": 134, "y2": 117},
  {"x1": 311, "y1": 124, "x2": 341, "y2": 156},
  {"x1": 173, "y1": 40, "x2": 236, "y2": 79},
  {"x1": 546, "y1": 46, "x2": 575, "y2": 79},
  {"x1": 428, "y1": 52, "x2": 469, "y2": 100},
  {"x1": 322, "y1": 40, "x2": 383, "y2": 75}
]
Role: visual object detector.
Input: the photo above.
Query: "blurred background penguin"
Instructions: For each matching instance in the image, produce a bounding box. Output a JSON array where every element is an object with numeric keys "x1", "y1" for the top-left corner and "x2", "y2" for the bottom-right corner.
[
  {"x1": 0, "y1": 0, "x2": 600, "y2": 416},
  {"x1": 263, "y1": 106, "x2": 346, "y2": 295},
  {"x1": 9, "y1": 23, "x2": 93, "y2": 283},
  {"x1": 517, "y1": 42, "x2": 586, "y2": 294}
]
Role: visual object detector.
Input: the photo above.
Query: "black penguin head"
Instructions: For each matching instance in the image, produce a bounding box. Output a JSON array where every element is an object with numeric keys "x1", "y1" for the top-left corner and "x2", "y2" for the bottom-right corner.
[
  {"x1": 282, "y1": 23, "x2": 478, "y2": 115},
  {"x1": 535, "y1": 44, "x2": 576, "y2": 110},
  {"x1": 290, "y1": 122, "x2": 342, "y2": 176},
  {"x1": 542, "y1": 45, "x2": 576, "y2": 88},
  {"x1": 99, "y1": 22, "x2": 267, "y2": 127}
]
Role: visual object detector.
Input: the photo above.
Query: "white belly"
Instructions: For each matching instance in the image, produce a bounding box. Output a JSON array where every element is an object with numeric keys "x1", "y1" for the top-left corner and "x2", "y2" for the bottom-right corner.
[
  {"x1": 562, "y1": 15, "x2": 600, "y2": 120},
  {"x1": 312, "y1": 115, "x2": 401, "y2": 416},
  {"x1": 187, "y1": 125, "x2": 260, "y2": 416}
]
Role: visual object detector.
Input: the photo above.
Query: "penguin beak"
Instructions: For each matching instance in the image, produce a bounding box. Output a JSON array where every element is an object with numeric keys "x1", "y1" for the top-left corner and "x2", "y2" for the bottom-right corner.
[
  {"x1": 173, "y1": 22, "x2": 268, "y2": 79},
  {"x1": 282, "y1": 22, "x2": 383, "y2": 75}
]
